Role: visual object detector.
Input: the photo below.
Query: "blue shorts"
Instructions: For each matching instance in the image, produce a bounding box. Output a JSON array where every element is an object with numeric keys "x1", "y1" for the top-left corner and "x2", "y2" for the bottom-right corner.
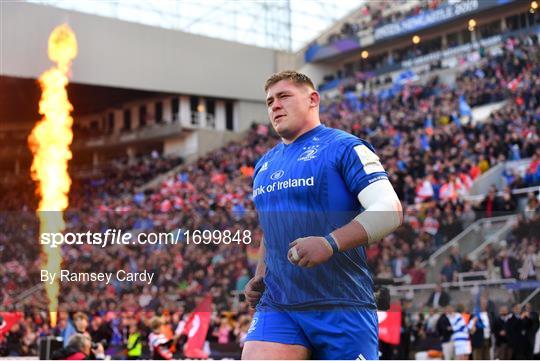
[{"x1": 245, "y1": 302, "x2": 379, "y2": 360}]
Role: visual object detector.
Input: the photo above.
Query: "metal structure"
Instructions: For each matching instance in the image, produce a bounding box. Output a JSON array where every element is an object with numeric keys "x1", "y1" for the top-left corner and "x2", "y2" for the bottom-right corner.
[{"x1": 27, "y1": 0, "x2": 361, "y2": 51}]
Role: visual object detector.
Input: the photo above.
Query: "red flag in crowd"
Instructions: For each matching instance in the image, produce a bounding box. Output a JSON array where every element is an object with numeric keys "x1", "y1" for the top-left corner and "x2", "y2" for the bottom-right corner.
[
  {"x1": 507, "y1": 76, "x2": 522, "y2": 92},
  {"x1": 0, "y1": 312, "x2": 23, "y2": 339},
  {"x1": 183, "y1": 294, "x2": 213, "y2": 358},
  {"x1": 377, "y1": 303, "x2": 402, "y2": 345}
]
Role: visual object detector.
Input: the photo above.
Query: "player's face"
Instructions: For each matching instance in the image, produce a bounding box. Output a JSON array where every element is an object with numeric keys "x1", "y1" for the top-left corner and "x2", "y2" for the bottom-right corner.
[{"x1": 266, "y1": 80, "x2": 313, "y2": 141}]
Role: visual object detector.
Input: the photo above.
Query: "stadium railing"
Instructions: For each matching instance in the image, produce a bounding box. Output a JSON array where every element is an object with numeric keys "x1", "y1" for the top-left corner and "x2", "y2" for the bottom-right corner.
[
  {"x1": 463, "y1": 186, "x2": 540, "y2": 204},
  {"x1": 390, "y1": 277, "x2": 517, "y2": 293},
  {"x1": 5, "y1": 283, "x2": 44, "y2": 308},
  {"x1": 520, "y1": 288, "x2": 540, "y2": 307},
  {"x1": 424, "y1": 215, "x2": 517, "y2": 283},
  {"x1": 467, "y1": 216, "x2": 520, "y2": 260},
  {"x1": 389, "y1": 278, "x2": 518, "y2": 309},
  {"x1": 457, "y1": 271, "x2": 489, "y2": 287}
]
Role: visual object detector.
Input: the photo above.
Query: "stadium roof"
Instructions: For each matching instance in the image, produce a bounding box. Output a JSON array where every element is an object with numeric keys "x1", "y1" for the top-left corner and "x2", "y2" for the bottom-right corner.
[{"x1": 27, "y1": 0, "x2": 362, "y2": 52}]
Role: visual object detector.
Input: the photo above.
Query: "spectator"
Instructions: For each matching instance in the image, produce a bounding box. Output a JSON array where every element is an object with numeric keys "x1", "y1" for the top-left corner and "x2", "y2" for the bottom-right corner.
[
  {"x1": 493, "y1": 305, "x2": 513, "y2": 359},
  {"x1": 126, "y1": 324, "x2": 142, "y2": 360},
  {"x1": 148, "y1": 317, "x2": 175, "y2": 360},
  {"x1": 519, "y1": 244, "x2": 538, "y2": 280},
  {"x1": 216, "y1": 317, "x2": 232, "y2": 344},
  {"x1": 524, "y1": 192, "x2": 540, "y2": 219},
  {"x1": 459, "y1": 201, "x2": 476, "y2": 228},
  {"x1": 407, "y1": 258, "x2": 426, "y2": 285},
  {"x1": 449, "y1": 246, "x2": 462, "y2": 272},
  {"x1": 424, "y1": 307, "x2": 441, "y2": 337},
  {"x1": 495, "y1": 248, "x2": 519, "y2": 279},
  {"x1": 450, "y1": 304, "x2": 472, "y2": 360},
  {"x1": 235, "y1": 269, "x2": 250, "y2": 292},
  {"x1": 522, "y1": 303, "x2": 540, "y2": 359},
  {"x1": 426, "y1": 284, "x2": 451, "y2": 309},
  {"x1": 437, "y1": 305, "x2": 454, "y2": 360},
  {"x1": 468, "y1": 297, "x2": 494, "y2": 360},
  {"x1": 51, "y1": 333, "x2": 102, "y2": 360},
  {"x1": 391, "y1": 249, "x2": 409, "y2": 278},
  {"x1": 499, "y1": 187, "x2": 517, "y2": 214},
  {"x1": 477, "y1": 187, "x2": 499, "y2": 218},
  {"x1": 524, "y1": 151, "x2": 540, "y2": 186},
  {"x1": 508, "y1": 304, "x2": 528, "y2": 360},
  {"x1": 440, "y1": 256, "x2": 457, "y2": 283},
  {"x1": 3, "y1": 322, "x2": 23, "y2": 356}
]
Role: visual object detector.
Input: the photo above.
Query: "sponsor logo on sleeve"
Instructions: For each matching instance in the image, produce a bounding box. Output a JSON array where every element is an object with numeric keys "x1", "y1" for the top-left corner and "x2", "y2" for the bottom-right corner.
[{"x1": 354, "y1": 145, "x2": 385, "y2": 174}]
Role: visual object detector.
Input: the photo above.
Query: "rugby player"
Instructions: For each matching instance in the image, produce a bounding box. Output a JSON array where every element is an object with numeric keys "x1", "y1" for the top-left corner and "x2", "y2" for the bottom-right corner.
[{"x1": 242, "y1": 71, "x2": 403, "y2": 360}]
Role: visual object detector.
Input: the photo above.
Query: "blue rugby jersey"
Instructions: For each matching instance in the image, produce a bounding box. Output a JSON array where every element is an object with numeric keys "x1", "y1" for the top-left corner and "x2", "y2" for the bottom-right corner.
[{"x1": 252, "y1": 124, "x2": 389, "y2": 309}]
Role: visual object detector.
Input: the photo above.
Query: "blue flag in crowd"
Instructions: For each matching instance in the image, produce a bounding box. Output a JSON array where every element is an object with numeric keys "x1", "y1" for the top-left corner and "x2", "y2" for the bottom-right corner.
[
  {"x1": 421, "y1": 134, "x2": 430, "y2": 151},
  {"x1": 393, "y1": 133, "x2": 402, "y2": 147},
  {"x1": 475, "y1": 69, "x2": 485, "y2": 79},
  {"x1": 459, "y1": 95, "x2": 472, "y2": 117},
  {"x1": 345, "y1": 92, "x2": 362, "y2": 111},
  {"x1": 377, "y1": 69, "x2": 418, "y2": 101},
  {"x1": 395, "y1": 69, "x2": 418, "y2": 85},
  {"x1": 424, "y1": 117, "x2": 433, "y2": 129},
  {"x1": 451, "y1": 112, "x2": 461, "y2": 127}
]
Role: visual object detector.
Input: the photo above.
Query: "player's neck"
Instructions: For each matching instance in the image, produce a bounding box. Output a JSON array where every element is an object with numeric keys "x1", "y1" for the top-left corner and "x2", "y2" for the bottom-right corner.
[{"x1": 282, "y1": 120, "x2": 321, "y2": 145}]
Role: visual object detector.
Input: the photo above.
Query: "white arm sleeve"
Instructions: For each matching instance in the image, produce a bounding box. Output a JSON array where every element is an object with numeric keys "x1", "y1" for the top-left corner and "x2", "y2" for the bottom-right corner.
[{"x1": 353, "y1": 179, "x2": 403, "y2": 244}]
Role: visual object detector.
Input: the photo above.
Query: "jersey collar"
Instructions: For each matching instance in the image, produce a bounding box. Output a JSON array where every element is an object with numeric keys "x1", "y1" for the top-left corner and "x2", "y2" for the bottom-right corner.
[{"x1": 284, "y1": 124, "x2": 325, "y2": 146}]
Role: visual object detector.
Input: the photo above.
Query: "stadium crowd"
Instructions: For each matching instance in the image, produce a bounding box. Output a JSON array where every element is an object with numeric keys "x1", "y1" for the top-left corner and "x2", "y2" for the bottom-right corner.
[
  {"x1": 324, "y1": 0, "x2": 446, "y2": 44},
  {"x1": 1, "y1": 34, "x2": 539, "y2": 358},
  {"x1": 321, "y1": 35, "x2": 539, "y2": 284}
]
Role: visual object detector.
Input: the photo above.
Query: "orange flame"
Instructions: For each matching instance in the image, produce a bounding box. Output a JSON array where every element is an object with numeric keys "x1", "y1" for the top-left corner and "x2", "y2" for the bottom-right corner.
[{"x1": 28, "y1": 24, "x2": 77, "y2": 327}]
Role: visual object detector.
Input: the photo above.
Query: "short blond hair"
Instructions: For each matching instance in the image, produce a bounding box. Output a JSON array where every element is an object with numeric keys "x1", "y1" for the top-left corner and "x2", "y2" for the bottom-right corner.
[
  {"x1": 150, "y1": 316, "x2": 163, "y2": 331},
  {"x1": 264, "y1": 70, "x2": 315, "y2": 92}
]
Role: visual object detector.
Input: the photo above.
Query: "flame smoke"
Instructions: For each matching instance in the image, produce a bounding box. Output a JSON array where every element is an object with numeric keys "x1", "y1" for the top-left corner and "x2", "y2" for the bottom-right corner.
[{"x1": 28, "y1": 24, "x2": 77, "y2": 327}]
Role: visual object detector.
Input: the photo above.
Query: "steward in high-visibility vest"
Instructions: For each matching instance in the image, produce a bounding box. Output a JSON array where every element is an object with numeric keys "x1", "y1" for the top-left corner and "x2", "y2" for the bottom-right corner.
[{"x1": 127, "y1": 325, "x2": 142, "y2": 360}]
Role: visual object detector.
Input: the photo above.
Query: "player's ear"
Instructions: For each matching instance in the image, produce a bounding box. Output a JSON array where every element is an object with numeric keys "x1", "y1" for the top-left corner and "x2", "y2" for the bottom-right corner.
[{"x1": 308, "y1": 90, "x2": 320, "y2": 108}]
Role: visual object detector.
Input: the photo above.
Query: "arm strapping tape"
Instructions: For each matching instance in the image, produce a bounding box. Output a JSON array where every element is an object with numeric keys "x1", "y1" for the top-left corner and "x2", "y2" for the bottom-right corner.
[{"x1": 354, "y1": 179, "x2": 403, "y2": 244}]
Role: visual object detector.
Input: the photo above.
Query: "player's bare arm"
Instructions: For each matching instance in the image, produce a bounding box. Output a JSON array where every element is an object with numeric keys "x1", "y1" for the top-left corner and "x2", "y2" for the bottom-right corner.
[{"x1": 288, "y1": 180, "x2": 403, "y2": 268}]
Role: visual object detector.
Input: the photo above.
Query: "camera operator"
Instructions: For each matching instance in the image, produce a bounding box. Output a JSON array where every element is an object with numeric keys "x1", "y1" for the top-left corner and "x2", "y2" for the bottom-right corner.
[
  {"x1": 69, "y1": 313, "x2": 105, "y2": 360},
  {"x1": 51, "y1": 334, "x2": 104, "y2": 360}
]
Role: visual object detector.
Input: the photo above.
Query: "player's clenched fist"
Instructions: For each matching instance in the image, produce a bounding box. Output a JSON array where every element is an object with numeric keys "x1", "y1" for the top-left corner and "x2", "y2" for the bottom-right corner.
[
  {"x1": 288, "y1": 236, "x2": 334, "y2": 268},
  {"x1": 244, "y1": 275, "x2": 265, "y2": 309}
]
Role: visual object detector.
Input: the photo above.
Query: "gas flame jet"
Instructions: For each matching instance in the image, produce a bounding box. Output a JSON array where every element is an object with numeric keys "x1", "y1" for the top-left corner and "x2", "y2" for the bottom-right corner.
[{"x1": 28, "y1": 24, "x2": 77, "y2": 327}]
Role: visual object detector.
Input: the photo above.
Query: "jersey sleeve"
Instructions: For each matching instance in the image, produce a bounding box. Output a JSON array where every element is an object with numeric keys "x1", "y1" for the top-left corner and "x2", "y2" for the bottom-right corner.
[{"x1": 335, "y1": 137, "x2": 389, "y2": 196}]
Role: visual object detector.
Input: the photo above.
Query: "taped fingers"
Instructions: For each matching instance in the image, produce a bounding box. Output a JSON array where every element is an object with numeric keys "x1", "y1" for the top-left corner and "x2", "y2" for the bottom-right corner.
[
  {"x1": 289, "y1": 246, "x2": 300, "y2": 262},
  {"x1": 288, "y1": 239, "x2": 300, "y2": 248}
]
